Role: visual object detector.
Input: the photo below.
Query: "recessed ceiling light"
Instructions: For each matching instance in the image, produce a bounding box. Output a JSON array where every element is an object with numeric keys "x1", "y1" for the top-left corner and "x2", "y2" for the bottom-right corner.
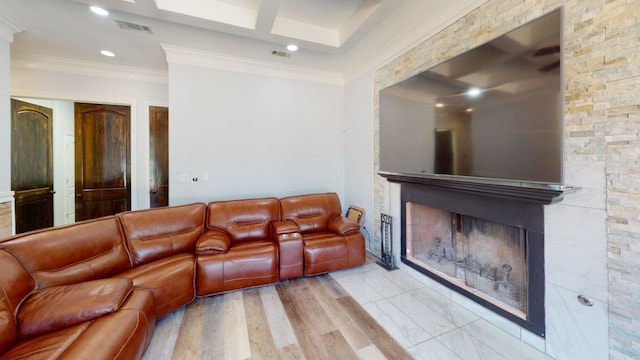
[
  {"x1": 286, "y1": 44, "x2": 298, "y2": 52},
  {"x1": 435, "y1": 103, "x2": 444, "y2": 108},
  {"x1": 466, "y1": 87, "x2": 482, "y2": 98},
  {"x1": 100, "y1": 50, "x2": 115, "y2": 57},
  {"x1": 90, "y1": 6, "x2": 109, "y2": 16}
]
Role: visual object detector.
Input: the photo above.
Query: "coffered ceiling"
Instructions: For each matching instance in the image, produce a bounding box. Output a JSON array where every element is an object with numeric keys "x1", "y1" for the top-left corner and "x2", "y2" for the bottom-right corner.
[{"x1": 0, "y1": 0, "x2": 486, "y2": 75}]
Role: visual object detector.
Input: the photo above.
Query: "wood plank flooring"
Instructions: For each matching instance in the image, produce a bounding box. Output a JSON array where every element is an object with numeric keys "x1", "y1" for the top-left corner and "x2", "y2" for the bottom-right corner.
[{"x1": 142, "y1": 274, "x2": 412, "y2": 360}]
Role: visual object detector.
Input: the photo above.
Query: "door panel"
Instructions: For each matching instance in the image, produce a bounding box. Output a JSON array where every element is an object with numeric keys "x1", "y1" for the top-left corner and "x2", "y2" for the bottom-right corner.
[
  {"x1": 11, "y1": 99, "x2": 54, "y2": 233},
  {"x1": 149, "y1": 106, "x2": 169, "y2": 208},
  {"x1": 75, "y1": 103, "x2": 131, "y2": 221}
]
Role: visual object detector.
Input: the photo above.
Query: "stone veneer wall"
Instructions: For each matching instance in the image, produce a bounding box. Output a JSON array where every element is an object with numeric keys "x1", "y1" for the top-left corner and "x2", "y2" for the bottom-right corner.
[{"x1": 372, "y1": 1, "x2": 640, "y2": 359}]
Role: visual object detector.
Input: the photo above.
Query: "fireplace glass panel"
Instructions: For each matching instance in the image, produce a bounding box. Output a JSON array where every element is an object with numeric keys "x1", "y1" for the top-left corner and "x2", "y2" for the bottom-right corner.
[
  {"x1": 405, "y1": 202, "x2": 527, "y2": 318},
  {"x1": 460, "y1": 216, "x2": 527, "y2": 316},
  {"x1": 406, "y1": 203, "x2": 456, "y2": 278}
]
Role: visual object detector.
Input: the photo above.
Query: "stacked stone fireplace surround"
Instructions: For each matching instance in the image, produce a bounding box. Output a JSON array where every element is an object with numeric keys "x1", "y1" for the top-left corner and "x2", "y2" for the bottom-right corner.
[{"x1": 372, "y1": 1, "x2": 640, "y2": 359}]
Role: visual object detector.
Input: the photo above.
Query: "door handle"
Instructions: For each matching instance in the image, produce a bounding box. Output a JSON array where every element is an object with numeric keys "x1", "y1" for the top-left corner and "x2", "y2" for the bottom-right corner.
[
  {"x1": 76, "y1": 194, "x2": 82, "y2": 198},
  {"x1": 150, "y1": 190, "x2": 157, "y2": 194},
  {"x1": 50, "y1": 190, "x2": 56, "y2": 194}
]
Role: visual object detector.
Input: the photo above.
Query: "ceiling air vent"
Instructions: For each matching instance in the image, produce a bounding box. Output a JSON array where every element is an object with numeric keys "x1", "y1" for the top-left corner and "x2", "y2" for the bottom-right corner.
[
  {"x1": 271, "y1": 50, "x2": 290, "y2": 58},
  {"x1": 114, "y1": 19, "x2": 153, "y2": 34}
]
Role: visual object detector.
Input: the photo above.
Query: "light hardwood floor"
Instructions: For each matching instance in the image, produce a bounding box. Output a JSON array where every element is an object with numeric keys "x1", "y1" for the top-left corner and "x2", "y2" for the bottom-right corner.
[{"x1": 142, "y1": 274, "x2": 412, "y2": 360}]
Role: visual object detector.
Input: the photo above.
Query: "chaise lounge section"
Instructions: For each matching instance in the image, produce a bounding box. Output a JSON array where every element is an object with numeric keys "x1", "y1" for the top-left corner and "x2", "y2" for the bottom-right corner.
[{"x1": 0, "y1": 192, "x2": 365, "y2": 360}]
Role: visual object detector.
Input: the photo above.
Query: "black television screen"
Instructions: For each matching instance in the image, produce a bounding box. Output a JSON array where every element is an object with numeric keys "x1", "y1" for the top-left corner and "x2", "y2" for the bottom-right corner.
[{"x1": 379, "y1": 9, "x2": 563, "y2": 186}]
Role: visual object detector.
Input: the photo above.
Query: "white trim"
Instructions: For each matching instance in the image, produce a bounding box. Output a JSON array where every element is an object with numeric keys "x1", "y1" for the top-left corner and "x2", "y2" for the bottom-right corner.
[
  {"x1": 0, "y1": 191, "x2": 14, "y2": 204},
  {"x1": 11, "y1": 54, "x2": 168, "y2": 84},
  {"x1": 161, "y1": 44, "x2": 344, "y2": 86},
  {"x1": 0, "y1": 191, "x2": 15, "y2": 236},
  {"x1": 0, "y1": 15, "x2": 24, "y2": 43}
]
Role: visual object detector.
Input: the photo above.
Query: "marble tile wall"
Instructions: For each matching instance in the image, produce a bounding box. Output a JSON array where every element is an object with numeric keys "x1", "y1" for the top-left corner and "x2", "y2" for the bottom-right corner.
[{"x1": 372, "y1": 0, "x2": 640, "y2": 358}]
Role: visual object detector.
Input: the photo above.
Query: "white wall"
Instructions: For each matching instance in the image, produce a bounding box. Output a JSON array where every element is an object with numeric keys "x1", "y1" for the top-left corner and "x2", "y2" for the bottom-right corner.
[
  {"x1": 344, "y1": 71, "x2": 375, "y2": 246},
  {"x1": 0, "y1": 39, "x2": 10, "y2": 194},
  {"x1": 11, "y1": 66, "x2": 168, "y2": 211},
  {"x1": 167, "y1": 62, "x2": 345, "y2": 205}
]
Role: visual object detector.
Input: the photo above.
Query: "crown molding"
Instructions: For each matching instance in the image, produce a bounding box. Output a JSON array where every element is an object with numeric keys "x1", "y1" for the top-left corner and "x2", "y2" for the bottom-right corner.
[
  {"x1": 0, "y1": 15, "x2": 24, "y2": 43},
  {"x1": 11, "y1": 54, "x2": 168, "y2": 84},
  {"x1": 161, "y1": 44, "x2": 344, "y2": 86}
]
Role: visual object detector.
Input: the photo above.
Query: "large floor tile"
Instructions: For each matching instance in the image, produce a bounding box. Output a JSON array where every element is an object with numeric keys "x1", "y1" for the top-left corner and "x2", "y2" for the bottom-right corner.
[
  {"x1": 409, "y1": 287, "x2": 479, "y2": 328},
  {"x1": 437, "y1": 328, "x2": 509, "y2": 360},
  {"x1": 461, "y1": 320, "x2": 552, "y2": 360},
  {"x1": 333, "y1": 273, "x2": 384, "y2": 305},
  {"x1": 379, "y1": 268, "x2": 426, "y2": 292},
  {"x1": 388, "y1": 292, "x2": 459, "y2": 337},
  {"x1": 408, "y1": 338, "x2": 462, "y2": 360},
  {"x1": 361, "y1": 269, "x2": 407, "y2": 298},
  {"x1": 363, "y1": 299, "x2": 433, "y2": 348}
]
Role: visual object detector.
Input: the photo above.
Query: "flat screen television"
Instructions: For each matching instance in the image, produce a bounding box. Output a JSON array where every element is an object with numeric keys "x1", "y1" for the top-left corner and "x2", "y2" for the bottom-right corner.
[{"x1": 379, "y1": 9, "x2": 563, "y2": 188}]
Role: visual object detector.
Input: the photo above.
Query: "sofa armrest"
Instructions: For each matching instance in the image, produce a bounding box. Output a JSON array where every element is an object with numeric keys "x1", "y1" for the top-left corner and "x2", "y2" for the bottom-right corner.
[
  {"x1": 196, "y1": 229, "x2": 231, "y2": 255},
  {"x1": 271, "y1": 220, "x2": 300, "y2": 237},
  {"x1": 328, "y1": 216, "x2": 361, "y2": 236},
  {"x1": 17, "y1": 278, "x2": 133, "y2": 339}
]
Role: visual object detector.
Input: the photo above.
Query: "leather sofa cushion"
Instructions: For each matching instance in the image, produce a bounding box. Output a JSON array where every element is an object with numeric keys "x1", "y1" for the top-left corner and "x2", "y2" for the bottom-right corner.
[
  {"x1": 115, "y1": 253, "x2": 195, "y2": 318},
  {"x1": 118, "y1": 203, "x2": 205, "y2": 266},
  {"x1": 59, "y1": 289, "x2": 155, "y2": 360},
  {"x1": 18, "y1": 278, "x2": 133, "y2": 339},
  {"x1": 196, "y1": 229, "x2": 231, "y2": 255},
  {"x1": 280, "y1": 193, "x2": 343, "y2": 234},
  {"x1": 0, "y1": 250, "x2": 36, "y2": 354},
  {"x1": 1, "y1": 322, "x2": 91, "y2": 359},
  {"x1": 206, "y1": 198, "x2": 280, "y2": 243},
  {"x1": 302, "y1": 233, "x2": 349, "y2": 275},
  {"x1": 0, "y1": 303, "x2": 15, "y2": 356},
  {"x1": 196, "y1": 240, "x2": 278, "y2": 296},
  {"x1": 3, "y1": 290, "x2": 155, "y2": 360},
  {"x1": 0, "y1": 217, "x2": 132, "y2": 288}
]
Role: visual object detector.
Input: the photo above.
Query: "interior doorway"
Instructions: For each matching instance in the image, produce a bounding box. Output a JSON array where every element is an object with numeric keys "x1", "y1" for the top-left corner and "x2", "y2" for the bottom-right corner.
[
  {"x1": 74, "y1": 102, "x2": 131, "y2": 221},
  {"x1": 149, "y1": 106, "x2": 169, "y2": 208}
]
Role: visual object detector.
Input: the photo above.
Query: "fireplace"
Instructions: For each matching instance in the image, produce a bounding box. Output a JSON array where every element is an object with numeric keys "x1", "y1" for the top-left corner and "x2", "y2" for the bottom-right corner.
[
  {"x1": 381, "y1": 174, "x2": 563, "y2": 338},
  {"x1": 406, "y1": 203, "x2": 528, "y2": 318}
]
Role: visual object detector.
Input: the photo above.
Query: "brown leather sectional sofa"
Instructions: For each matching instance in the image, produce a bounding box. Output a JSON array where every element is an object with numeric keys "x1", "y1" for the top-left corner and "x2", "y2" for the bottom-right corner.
[{"x1": 0, "y1": 192, "x2": 365, "y2": 360}]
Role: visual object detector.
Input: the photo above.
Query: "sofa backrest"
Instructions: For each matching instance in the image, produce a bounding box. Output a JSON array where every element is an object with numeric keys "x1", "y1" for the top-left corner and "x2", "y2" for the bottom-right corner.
[
  {"x1": 279, "y1": 193, "x2": 342, "y2": 234},
  {"x1": 0, "y1": 249, "x2": 36, "y2": 354},
  {"x1": 118, "y1": 203, "x2": 206, "y2": 266},
  {"x1": 0, "y1": 217, "x2": 131, "y2": 288},
  {"x1": 207, "y1": 198, "x2": 279, "y2": 243}
]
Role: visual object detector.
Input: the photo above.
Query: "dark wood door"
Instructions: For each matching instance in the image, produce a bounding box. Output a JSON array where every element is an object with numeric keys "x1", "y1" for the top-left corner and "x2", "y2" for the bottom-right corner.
[
  {"x1": 11, "y1": 99, "x2": 54, "y2": 233},
  {"x1": 75, "y1": 103, "x2": 131, "y2": 221},
  {"x1": 434, "y1": 129, "x2": 454, "y2": 175},
  {"x1": 149, "y1": 106, "x2": 169, "y2": 208}
]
